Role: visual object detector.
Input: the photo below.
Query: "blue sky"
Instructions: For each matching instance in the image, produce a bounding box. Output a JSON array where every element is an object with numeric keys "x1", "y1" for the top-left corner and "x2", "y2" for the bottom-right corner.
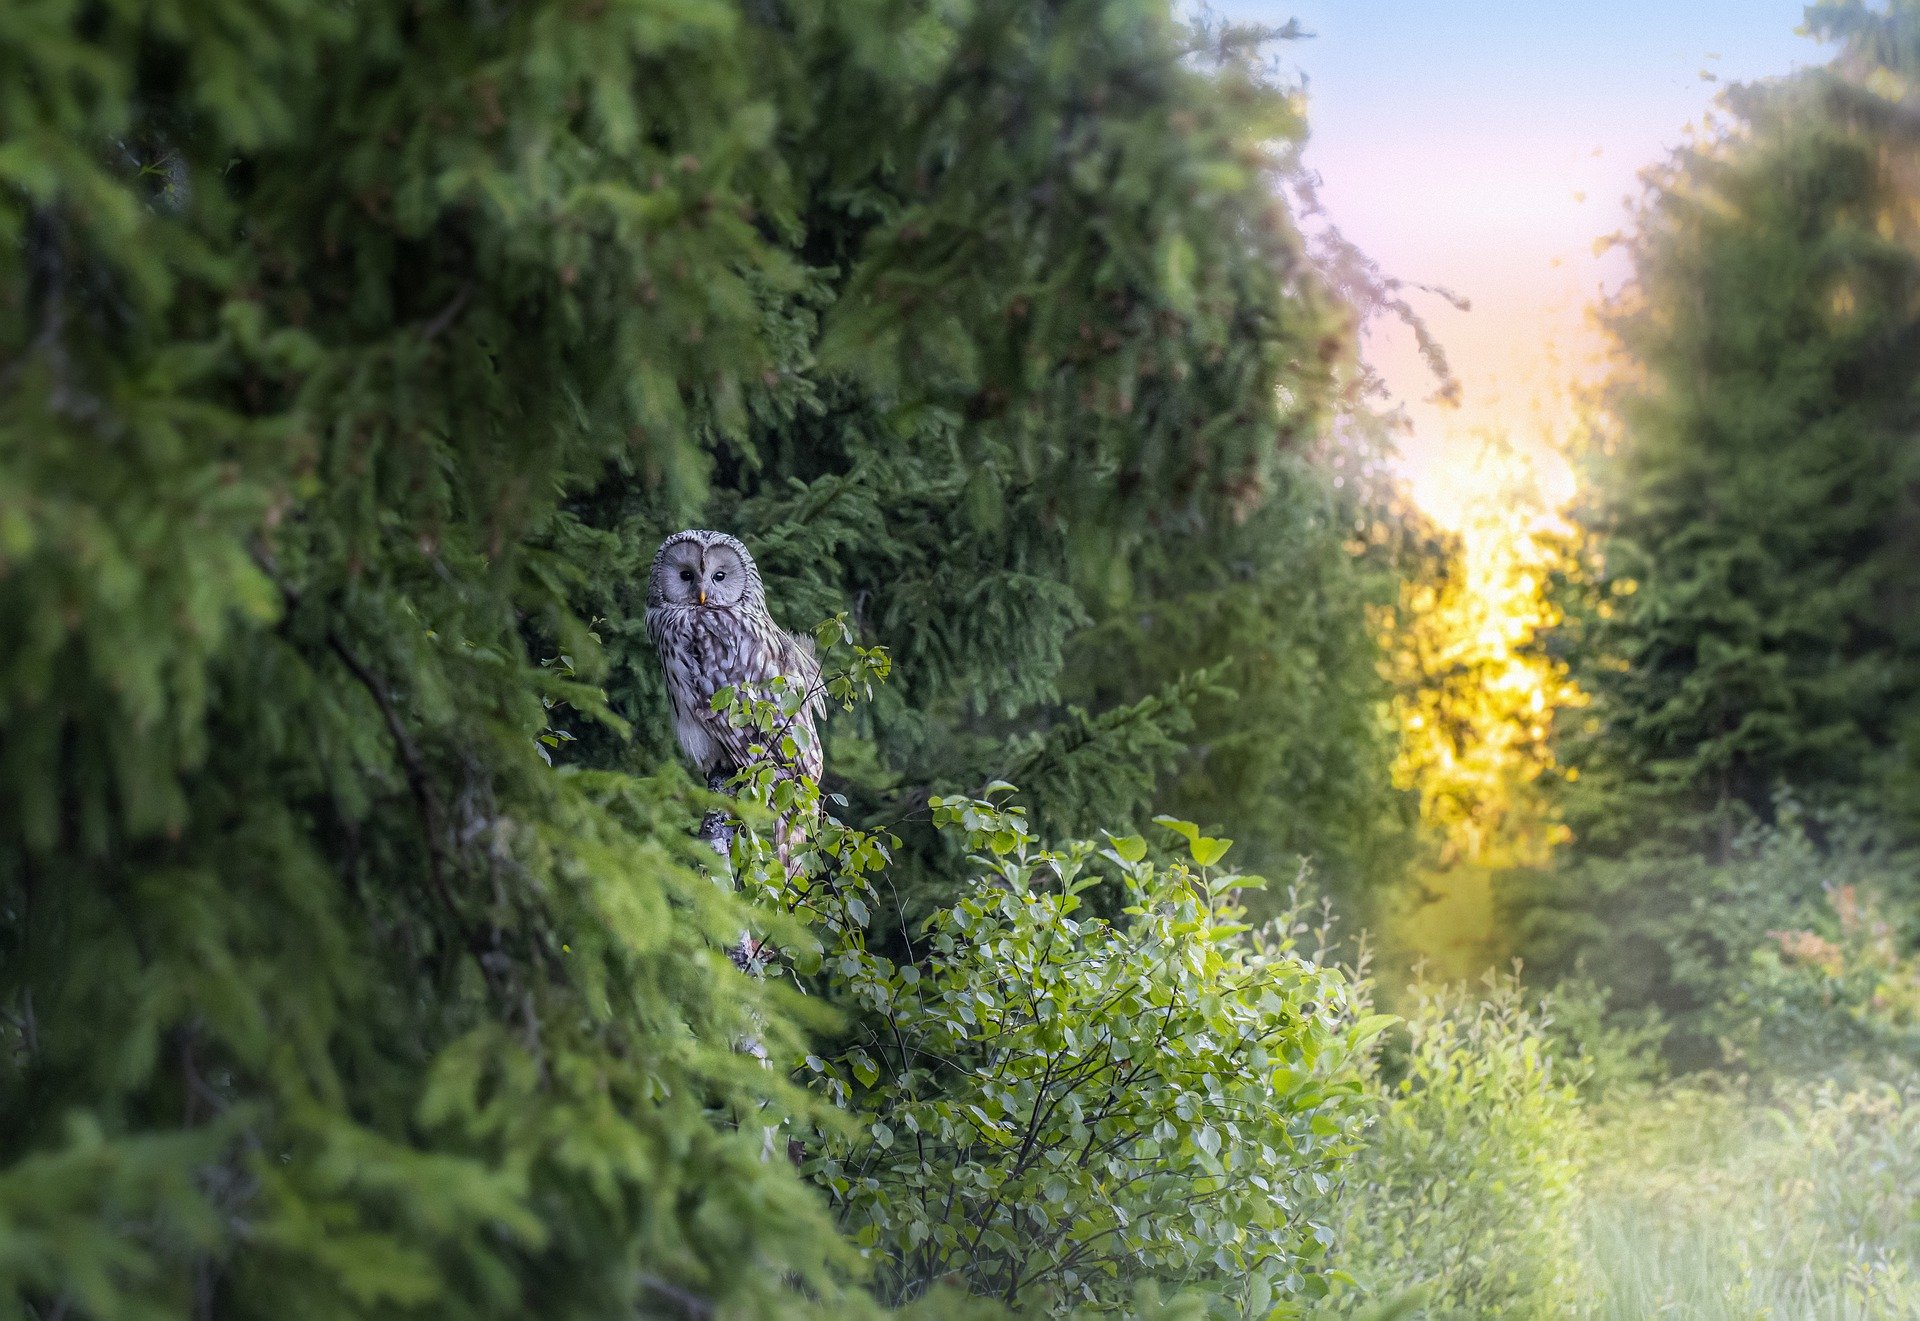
[{"x1": 1209, "y1": 2, "x2": 1830, "y2": 517}]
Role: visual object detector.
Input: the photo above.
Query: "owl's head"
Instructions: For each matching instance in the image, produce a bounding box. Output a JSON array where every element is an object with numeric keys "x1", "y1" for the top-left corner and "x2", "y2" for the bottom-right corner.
[{"x1": 646, "y1": 530, "x2": 764, "y2": 610}]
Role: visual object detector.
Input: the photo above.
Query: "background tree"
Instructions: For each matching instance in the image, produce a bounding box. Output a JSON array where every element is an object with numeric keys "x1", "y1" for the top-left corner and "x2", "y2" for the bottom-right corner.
[
  {"x1": 1374, "y1": 435, "x2": 1585, "y2": 978},
  {"x1": 1509, "y1": 19, "x2": 1920, "y2": 1038},
  {"x1": 1385, "y1": 436, "x2": 1582, "y2": 876}
]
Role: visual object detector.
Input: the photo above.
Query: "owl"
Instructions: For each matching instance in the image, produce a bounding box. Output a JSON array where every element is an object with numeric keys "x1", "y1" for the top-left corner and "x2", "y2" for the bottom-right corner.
[{"x1": 645, "y1": 529, "x2": 824, "y2": 789}]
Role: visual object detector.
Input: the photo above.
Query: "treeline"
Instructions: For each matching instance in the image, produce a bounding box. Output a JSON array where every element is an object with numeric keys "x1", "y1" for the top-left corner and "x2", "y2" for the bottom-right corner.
[
  {"x1": 0, "y1": 1, "x2": 1408, "y2": 1315},
  {"x1": 1353, "y1": 16, "x2": 1920, "y2": 1307}
]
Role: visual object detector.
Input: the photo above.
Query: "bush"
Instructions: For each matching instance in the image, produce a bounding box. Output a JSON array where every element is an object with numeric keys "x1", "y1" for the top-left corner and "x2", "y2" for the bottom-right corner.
[
  {"x1": 1719, "y1": 879, "x2": 1920, "y2": 1085},
  {"x1": 1329, "y1": 975, "x2": 1588, "y2": 1318},
  {"x1": 1507, "y1": 802, "x2": 1920, "y2": 1069},
  {"x1": 729, "y1": 756, "x2": 1383, "y2": 1314}
]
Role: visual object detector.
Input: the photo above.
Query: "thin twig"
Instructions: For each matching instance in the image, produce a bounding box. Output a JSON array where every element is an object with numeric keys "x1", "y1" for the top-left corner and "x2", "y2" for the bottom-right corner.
[
  {"x1": 325, "y1": 628, "x2": 512, "y2": 995},
  {"x1": 636, "y1": 1272, "x2": 714, "y2": 1319},
  {"x1": 419, "y1": 282, "x2": 473, "y2": 343}
]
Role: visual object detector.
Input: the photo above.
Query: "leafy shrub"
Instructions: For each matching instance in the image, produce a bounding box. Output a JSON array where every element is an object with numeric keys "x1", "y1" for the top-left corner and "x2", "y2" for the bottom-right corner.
[
  {"x1": 1533, "y1": 977, "x2": 1667, "y2": 1102},
  {"x1": 1508, "y1": 802, "x2": 1919, "y2": 1069},
  {"x1": 728, "y1": 754, "x2": 1382, "y2": 1314},
  {"x1": 1719, "y1": 878, "x2": 1920, "y2": 1085},
  {"x1": 1329, "y1": 975, "x2": 1588, "y2": 1318}
]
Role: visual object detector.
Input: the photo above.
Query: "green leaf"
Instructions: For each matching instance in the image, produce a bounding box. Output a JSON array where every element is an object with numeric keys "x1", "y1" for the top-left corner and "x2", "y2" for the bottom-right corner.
[
  {"x1": 1191, "y1": 836, "x2": 1232, "y2": 867},
  {"x1": 1152, "y1": 815, "x2": 1202, "y2": 846},
  {"x1": 1352, "y1": 1013, "x2": 1399, "y2": 1047}
]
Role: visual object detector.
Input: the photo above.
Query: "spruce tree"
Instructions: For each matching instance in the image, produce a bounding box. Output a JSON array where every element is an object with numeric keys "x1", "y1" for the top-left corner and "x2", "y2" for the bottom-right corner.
[
  {"x1": 1513, "y1": 24, "x2": 1920, "y2": 1026},
  {"x1": 562, "y1": 11, "x2": 1401, "y2": 918}
]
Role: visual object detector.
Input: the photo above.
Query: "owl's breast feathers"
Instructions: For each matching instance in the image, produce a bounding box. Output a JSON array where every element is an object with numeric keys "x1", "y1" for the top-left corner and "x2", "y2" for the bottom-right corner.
[{"x1": 646, "y1": 603, "x2": 824, "y2": 780}]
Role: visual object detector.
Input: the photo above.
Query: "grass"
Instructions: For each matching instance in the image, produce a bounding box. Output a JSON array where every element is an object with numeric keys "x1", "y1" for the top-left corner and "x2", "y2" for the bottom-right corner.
[
  {"x1": 1327, "y1": 965, "x2": 1920, "y2": 1318},
  {"x1": 1572, "y1": 1083, "x2": 1920, "y2": 1319}
]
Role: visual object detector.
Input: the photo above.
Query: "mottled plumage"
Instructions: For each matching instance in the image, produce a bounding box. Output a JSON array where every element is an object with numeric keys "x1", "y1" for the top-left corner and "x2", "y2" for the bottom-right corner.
[{"x1": 645, "y1": 530, "x2": 823, "y2": 785}]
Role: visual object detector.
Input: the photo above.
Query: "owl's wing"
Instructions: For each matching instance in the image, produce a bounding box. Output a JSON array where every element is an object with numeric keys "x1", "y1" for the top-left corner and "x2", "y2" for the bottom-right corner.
[
  {"x1": 779, "y1": 629, "x2": 822, "y2": 697},
  {"x1": 778, "y1": 629, "x2": 826, "y2": 781},
  {"x1": 701, "y1": 615, "x2": 824, "y2": 780}
]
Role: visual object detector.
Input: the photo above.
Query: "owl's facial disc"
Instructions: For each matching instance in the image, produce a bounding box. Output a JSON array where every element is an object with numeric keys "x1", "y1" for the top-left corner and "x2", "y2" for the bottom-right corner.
[
  {"x1": 653, "y1": 541, "x2": 706, "y2": 606},
  {"x1": 648, "y1": 532, "x2": 757, "y2": 609},
  {"x1": 700, "y1": 545, "x2": 749, "y2": 607}
]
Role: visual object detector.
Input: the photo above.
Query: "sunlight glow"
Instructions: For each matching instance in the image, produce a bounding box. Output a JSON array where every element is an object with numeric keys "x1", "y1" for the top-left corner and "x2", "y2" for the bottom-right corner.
[{"x1": 1380, "y1": 437, "x2": 1587, "y2": 873}]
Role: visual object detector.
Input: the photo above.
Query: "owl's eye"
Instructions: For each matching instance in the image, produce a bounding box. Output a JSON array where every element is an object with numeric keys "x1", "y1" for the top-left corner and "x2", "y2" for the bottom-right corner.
[
  {"x1": 679, "y1": 570, "x2": 693, "y2": 582},
  {"x1": 713, "y1": 571, "x2": 726, "y2": 582}
]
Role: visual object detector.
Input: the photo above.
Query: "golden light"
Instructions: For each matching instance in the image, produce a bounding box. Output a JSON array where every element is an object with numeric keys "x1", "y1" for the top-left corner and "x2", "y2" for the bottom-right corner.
[{"x1": 1380, "y1": 428, "x2": 1589, "y2": 874}]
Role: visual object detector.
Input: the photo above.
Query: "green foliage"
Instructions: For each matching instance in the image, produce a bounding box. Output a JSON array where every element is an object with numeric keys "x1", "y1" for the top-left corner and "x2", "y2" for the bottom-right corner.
[
  {"x1": 555, "y1": 7, "x2": 1405, "y2": 919},
  {"x1": 719, "y1": 729, "x2": 1376, "y2": 1314},
  {"x1": 2, "y1": 0, "x2": 874, "y2": 1311},
  {"x1": 1510, "y1": 803, "x2": 1920, "y2": 1069},
  {"x1": 1523, "y1": 23, "x2": 1920, "y2": 1027},
  {"x1": 1330, "y1": 976, "x2": 1588, "y2": 1319},
  {"x1": 1313, "y1": 969, "x2": 1920, "y2": 1319},
  {"x1": 1717, "y1": 864, "x2": 1920, "y2": 1086},
  {"x1": 1552, "y1": 67, "x2": 1920, "y2": 840},
  {"x1": 0, "y1": 0, "x2": 1398, "y2": 1314},
  {"x1": 1065, "y1": 448, "x2": 1412, "y2": 906}
]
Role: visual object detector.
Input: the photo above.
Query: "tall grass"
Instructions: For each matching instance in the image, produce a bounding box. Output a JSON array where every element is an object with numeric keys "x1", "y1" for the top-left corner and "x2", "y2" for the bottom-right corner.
[
  {"x1": 1325, "y1": 973, "x2": 1920, "y2": 1318},
  {"x1": 1574, "y1": 1083, "x2": 1920, "y2": 1319}
]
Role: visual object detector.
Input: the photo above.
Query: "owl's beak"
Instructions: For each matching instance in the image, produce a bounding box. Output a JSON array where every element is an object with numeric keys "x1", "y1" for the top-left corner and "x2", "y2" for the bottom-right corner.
[{"x1": 697, "y1": 588, "x2": 707, "y2": 605}]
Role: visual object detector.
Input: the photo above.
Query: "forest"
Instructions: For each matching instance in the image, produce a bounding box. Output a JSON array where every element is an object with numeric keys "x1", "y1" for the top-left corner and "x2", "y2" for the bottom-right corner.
[{"x1": 2, "y1": 0, "x2": 1918, "y2": 1317}]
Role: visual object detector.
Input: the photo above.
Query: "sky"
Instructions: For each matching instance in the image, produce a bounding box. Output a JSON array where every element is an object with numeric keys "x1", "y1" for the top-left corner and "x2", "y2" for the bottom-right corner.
[{"x1": 1212, "y1": 1, "x2": 1831, "y2": 523}]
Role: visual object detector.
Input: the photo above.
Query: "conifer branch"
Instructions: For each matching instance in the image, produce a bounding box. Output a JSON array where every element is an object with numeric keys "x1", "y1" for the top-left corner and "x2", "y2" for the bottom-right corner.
[
  {"x1": 0, "y1": 210, "x2": 74, "y2": 405},
  {"x1": 251, "y1": 545, "x2": 509, "y2": 996}
]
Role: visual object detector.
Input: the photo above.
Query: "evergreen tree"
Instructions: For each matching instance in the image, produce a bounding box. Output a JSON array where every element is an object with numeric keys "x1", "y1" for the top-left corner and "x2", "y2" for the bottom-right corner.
[
  {"x1": 1512, "y1": 23, "x2": 1920, "y2": 1028},
  {"x1": 562, "y1": 11, "x2": 1403, "y2": 918},
  {"x1": 0, "y1": 1, "x2": 1389, "y2": 1313},
  {"x1": 1064, "y1": 439, "x2": 1410, "y2": 907}
]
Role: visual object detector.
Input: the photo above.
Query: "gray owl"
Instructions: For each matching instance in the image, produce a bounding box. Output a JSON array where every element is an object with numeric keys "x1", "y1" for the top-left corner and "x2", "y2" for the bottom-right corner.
[{"x1": 645, "y1": 529, "x2": 824, "y2": 788}]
